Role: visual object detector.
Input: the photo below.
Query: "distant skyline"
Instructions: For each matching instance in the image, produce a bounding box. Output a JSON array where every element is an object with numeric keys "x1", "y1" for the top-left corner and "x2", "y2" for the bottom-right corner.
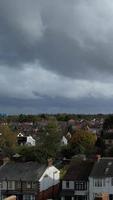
[{"x1": 0, "y1": 0, "x2": 113, "y2": 114}]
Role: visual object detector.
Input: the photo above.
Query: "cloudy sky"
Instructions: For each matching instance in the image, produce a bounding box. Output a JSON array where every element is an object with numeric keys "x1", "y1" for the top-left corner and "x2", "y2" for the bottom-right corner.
[{"x1": 1, "y1": 0, "x2": 113, "y2": 114}]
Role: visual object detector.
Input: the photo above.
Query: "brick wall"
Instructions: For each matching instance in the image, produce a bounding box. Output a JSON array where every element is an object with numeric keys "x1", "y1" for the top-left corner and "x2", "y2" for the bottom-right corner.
[{"x1": 38, "y1": 184, "x2": 59, "y2": 200}]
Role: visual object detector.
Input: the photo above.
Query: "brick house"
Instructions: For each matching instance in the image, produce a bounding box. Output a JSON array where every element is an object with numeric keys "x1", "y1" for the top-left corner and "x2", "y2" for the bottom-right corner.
[{"x1": 0, "y1": 161, "x2": 60, "y2": 200}]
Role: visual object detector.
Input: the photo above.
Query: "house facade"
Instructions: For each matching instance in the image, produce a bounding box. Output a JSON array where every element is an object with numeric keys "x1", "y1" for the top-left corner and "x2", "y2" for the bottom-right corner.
[
  {"x1": 60, "y1": 160, "x2": 94, "y2": 200},
  {"x1": 89, "y1": 157, "x2": 113, "y2": 200},
  {"x1": 0, "y1": 161, "x2": 60, "y2": 200}
]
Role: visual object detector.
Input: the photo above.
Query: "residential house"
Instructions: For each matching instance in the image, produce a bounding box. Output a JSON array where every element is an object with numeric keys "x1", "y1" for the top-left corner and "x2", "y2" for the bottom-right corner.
[
  {"x1": 89, "y1": 157, "x2": 113, "y2": 200},
  {"x1": 26, "y1": 136, "x2": 36, "y2": 146},
  {"x1": 60, "y1": 159, "x2": 94, "y2": 200},
  {"x1": 17, "y1": 133, "x2": 27, "y2": 146},
  {"x1": 61, "y1": 136, "x2": 68, "y2": 146},
  {"x1": 0, "y1": 160, "x2": 60, "y2": 200},
  {"x1": 17, "y1": 133, "x2": 36, "y2": 147}
]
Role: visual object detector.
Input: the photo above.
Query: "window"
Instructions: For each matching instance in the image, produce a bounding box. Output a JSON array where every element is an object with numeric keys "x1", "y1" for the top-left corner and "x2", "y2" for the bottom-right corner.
[
  {"x1": 66, "y1": 181, "x2": 69, "y2": 188},
  {"x1": 15, "y1": 181, "x2": 21, "y2": 189},
  {"x1": 8, "y1": 181, "x2": 13, "y2": 189},
  {"x1": 95, "y1": 179, "x2": 102, "y2": 187},
  {"x1": 103, "y1": 179, "x2": 105, "y2": 187},
  {"x1": 32, "y1": 182, "x2": 36, "y2": 189},
  {"x1": 111, "y1": 178, "x2": 113, "y2": 186},
  {"x1": 0, "y1": 182, "x2": 3, "y2": 189},
  {"x1": 23, "y1": 195, "x2": 35, "y2": 200},
  {"x1": 79, "y1": 182, "x2": 84, "y2": 190},
  {"x1": 26, "y1": 182, "x2": 32, "y2": 189},
  {"x1": 75, "y1": 182, "x2": 87, "y2": 190}
]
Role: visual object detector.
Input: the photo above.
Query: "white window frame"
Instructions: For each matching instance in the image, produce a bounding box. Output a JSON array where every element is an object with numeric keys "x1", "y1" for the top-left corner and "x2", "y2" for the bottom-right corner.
[
  {"x1": 26, "y1": 182, "x2": 32, "y2": 189},
  {"x1": 8, "y1": 181, "x2": 14, "y2": 189},
  {"x1": 94, "y1": 179, "x2": 102, "y2": 187}
]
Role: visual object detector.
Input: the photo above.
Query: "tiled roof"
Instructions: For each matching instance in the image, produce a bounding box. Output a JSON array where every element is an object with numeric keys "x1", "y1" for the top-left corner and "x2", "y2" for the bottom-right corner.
[
  {"x1": 0, "y1": 162, "x2": 46, "y2": 181},
  {"x1": 90, "y1": 157, "x2": 113, "y2": 178},
  {"x1": 63, "y1": 160, "x2": 94, "y2": 181}
]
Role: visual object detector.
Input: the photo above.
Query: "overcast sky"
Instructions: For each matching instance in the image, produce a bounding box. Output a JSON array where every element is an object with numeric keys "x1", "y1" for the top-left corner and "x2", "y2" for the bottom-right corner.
[{"x1": 0, "y1": 0, "x2": 113, "y2": 114}]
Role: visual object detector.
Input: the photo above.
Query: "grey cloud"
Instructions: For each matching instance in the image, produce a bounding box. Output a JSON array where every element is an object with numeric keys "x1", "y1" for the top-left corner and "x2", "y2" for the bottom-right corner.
[
  {"x1": 0, "y1": 0, "x2": 113, "y2": 113},
  {"x1": 0, "y1": 95, "x2": 113, "y2": 114},
  {"x1": 0, "y1": 0, "x2": 113, "y2": 80}
]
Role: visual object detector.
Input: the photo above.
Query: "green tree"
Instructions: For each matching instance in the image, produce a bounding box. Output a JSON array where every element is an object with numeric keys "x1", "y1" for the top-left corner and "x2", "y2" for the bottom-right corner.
[
  {"x1": 16, "y1": 146, "x2": 47, "y2": 163},
  {"x1": 0, "y1": 125, "x2": 17, "y2": 149},
  {"x1": 70, "y1": 130, "x2": 96, "y2": 154},
  {"x1": 39, "y1": 119, "x2": 62, "y2": 158},
  {"x1": 103, "y1": 115, "x2": 113, "y2": 130},
  {"x1": 0, "y1": 125, "x2": 17, "y2": 157}
]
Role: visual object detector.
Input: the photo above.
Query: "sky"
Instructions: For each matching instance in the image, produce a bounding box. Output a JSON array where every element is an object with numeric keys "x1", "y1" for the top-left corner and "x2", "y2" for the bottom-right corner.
[{"x1": 1, "y1": 0, "x2": 113, "y2": 114}]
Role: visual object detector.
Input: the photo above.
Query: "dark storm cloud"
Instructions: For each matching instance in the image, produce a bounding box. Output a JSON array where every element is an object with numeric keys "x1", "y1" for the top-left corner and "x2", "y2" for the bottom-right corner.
[
  {"x1": 0, "y1": 0, "x2": 113, "y2": 79},
  {"x1": 0, "y1": 95, "x2": 113, "y2": 114},
  {"x1": 36, "y1": 29, "x2": 113, "y2": 79},
  {"x1": 0, "y1": 0, "x2": 113, "y2": 113}
]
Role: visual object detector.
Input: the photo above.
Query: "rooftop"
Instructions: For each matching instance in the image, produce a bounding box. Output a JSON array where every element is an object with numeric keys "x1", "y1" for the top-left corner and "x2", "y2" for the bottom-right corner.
[
  {"x1": 63, "y1": 159, "x2": 94, "y2": 181},
  {"x1": 90, "y1": 157, "x2": 113, "y2": 178},
  {"x1": 0, "y1": 161, "x2": 46, "y2": 181}
]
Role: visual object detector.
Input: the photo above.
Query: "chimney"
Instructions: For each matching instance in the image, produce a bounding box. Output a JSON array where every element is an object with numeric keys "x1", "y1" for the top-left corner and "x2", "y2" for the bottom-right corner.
[{"x1": 47, "y1": 158, "x2": 53, "y2": 167}]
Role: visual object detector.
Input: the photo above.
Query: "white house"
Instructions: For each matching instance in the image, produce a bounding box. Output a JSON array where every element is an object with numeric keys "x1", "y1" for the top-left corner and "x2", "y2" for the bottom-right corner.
[
  {"x1": 61, "y1": 136, "x2": 68, "y2": 146},
  {"x1": 17, "y1": 133, "x2": 36, "y2": 146},
  {"x1": 26, "y1": 135, "x2": 36, "y2": 146},
  {"x1": 89, "y1": 157, "x2": 113, "y2": 200},
  {"x1": 39, "y1": 165, "x2": 60, "y2": 191}
]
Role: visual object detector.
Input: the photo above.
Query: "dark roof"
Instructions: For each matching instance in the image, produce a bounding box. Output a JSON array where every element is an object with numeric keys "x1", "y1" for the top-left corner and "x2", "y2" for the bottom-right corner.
[
  {"x1": 90, "y1": 157, "x2": 113, "y2": 178},
  {"x1": 0, "y1": 162, "x2": 46, "y2": 181},
  {"x1": 63, "y1": 160, "x2": 94, "y2": 181}
]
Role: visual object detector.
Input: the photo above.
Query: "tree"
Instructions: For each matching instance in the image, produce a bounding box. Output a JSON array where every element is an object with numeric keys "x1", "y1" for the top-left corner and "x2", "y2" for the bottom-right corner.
[
  {"x1": 0, "y1": 125, "x2": 17, "y2": 148},
  {"x1": 95, "y1": 136, "x2": 105, "y2": 155},
  {"x1": 15, "y1": 119, "x2": 62, "y2": 163},
  {"x1": 103, "y1": 115, "x2": 113, "y2": 130},
  {"x1": 39, "y1": 119, "x2": 62, "y2": 159},
  {"x1": 70, "y1": 130, "x2": 96, "y2": 155},
  {"x1": 16, "y1": 146, "x2": 48, "y2": 163},
  {"x1": 0, "y1": 125, "x2": 17, "y2": 156}
]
